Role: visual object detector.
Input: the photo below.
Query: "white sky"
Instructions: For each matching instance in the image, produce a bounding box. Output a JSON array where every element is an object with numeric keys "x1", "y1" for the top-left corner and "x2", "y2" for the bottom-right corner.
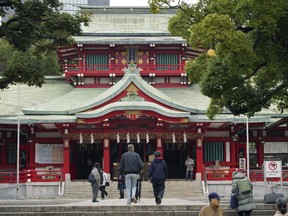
[
  {"x1": 110, "y1": 0, "x2": 197, "y2": 6},
  {"x1": 110, "y1": 0, "x2": 149, "y2": 6}
]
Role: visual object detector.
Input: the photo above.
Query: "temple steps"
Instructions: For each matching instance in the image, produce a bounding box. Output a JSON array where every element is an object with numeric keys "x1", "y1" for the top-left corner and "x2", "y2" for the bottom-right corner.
[
  {"x1": 0, "y1": 204, "x2": 276, "y2": 216},
  {"x1": 63, "y1": 179, "x2": 204, "y2": 199}
]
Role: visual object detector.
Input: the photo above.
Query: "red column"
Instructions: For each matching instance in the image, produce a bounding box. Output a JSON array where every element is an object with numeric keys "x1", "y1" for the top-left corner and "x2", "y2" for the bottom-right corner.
[
  {"x1": 230, "y1": 141, "x2": 237, "y2": 168},
  {"x1": 103, "y1": 138, "x2": 110, "y2": 174},
  {"x1": 257, "y1": 141, "x2": 264, "y2": 167},
  {"x1": 156, "y1": 138, "x2": 163, "y2": 157},
  {"x1": 28, "y1": 140, "x2": 35, "y2": 169},
  {"x1": 63, "y1": 138, "x2": 70, "y2": 181},
  {"x1": 196, "y1": 138, "x2": 203, "y2": 180}
]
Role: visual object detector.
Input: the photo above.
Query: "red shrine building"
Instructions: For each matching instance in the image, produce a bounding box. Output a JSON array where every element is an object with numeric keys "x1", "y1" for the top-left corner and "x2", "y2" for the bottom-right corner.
[{"x1": 0, "y1": 7, "x2": 288, "y2": 188}]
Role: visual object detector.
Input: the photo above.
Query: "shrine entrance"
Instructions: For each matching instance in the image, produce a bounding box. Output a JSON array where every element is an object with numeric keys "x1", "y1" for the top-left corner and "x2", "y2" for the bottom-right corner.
[
  {"x1": 74, "y1": 142, "x2": 103, "y2": 179},
  {"x1": 163, "y1": 142, "x2": 196, "y2": 179}
]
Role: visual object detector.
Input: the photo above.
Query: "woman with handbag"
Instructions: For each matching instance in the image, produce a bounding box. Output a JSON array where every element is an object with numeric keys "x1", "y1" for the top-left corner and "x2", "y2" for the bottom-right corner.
[{"x1": 91, "y1": 163, "x2": 101, "y2": 203}]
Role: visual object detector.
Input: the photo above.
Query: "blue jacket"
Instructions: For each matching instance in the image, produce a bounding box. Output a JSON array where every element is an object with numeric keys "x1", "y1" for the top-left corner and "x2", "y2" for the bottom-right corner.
[
  {"x1": 119, "y1": 151, "x2": 143, "y2": 175},
  {"x1": 149, "y1": 158, "x2": 167, "y2": 181}
]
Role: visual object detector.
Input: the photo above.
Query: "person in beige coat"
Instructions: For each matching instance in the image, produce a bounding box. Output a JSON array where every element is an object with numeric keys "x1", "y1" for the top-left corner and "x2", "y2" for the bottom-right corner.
[
  {"x1": 199, "y1": 192, "x2": 224, "y2": 216},
  {"x1": 274, "y1": 197, "x2": 288, "y2": 216}
]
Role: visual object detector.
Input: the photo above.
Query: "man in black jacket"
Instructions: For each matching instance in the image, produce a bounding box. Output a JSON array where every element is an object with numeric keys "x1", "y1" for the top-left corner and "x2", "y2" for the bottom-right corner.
[
  {"x1": 149, "y1": 151, "x2": 167, "y2": 205},
  {"x1": 119, "y1": 144, "x2": 143, "y2": 205}
]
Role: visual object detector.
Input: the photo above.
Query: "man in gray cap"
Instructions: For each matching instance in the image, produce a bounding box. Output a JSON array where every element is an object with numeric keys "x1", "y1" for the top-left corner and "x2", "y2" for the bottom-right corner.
[
  {"x1": 199, "y1": 192, "x2": 224, "y2": 216},
  {"x1": 148, "y1": 151, "x2": 167, "y2": 205}
]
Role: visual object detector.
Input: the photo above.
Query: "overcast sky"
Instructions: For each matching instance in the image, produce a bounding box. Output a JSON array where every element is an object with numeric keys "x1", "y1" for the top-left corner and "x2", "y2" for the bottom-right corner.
[{"x1": 110, "y1": 0, "x2": 197, "y2": 6}]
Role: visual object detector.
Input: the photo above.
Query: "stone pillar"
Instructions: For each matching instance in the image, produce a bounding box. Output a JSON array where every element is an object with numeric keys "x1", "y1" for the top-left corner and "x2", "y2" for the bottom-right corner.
[{"x1": 196, "y1": 138, "x2": 203, "y2": 180}]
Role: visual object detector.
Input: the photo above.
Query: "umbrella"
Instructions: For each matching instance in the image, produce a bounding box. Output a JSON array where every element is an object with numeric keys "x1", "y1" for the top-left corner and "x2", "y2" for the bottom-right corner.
[{"x1": 136, "y1": 172, "x2": 142, "y2": 202}]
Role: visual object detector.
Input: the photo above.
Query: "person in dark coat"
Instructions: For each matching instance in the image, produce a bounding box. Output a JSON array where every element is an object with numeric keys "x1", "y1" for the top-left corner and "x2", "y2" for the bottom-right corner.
[
  {"x1": 117, "y1": 174, "x2": 126, "y2": 199},
  {"x1": 148, "y1": 151, "x2": 167, "y2": 205},
  {"x1": 231, "y1": 171, "x2": 256, "y2": 216}
]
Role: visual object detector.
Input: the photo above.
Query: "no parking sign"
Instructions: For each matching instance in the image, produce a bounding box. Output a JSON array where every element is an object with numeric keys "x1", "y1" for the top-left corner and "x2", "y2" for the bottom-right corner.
[{"x1": 264, "y1": 160, "x2": 282, "y2": 178}]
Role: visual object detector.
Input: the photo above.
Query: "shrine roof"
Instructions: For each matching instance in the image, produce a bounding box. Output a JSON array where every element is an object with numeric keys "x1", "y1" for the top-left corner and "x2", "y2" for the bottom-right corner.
[
  {"x1": 74, "y1": 6, "x2": 185, "y2": 44},
  {"x1": 0, "y1": 76, "x2": 287, "y2": 125},
  {"x1": 76, "y1": 101, "x2": 190, "y2": 119},
  {"x1": 73, "y1": 36, "x2": 185, "y2": 45},
  {"x1": 22, "y1": 66, "x2": 201, "y2": 115},
  {"x1": 79, "y1": 7, "x2": 176, "y2": 35}
]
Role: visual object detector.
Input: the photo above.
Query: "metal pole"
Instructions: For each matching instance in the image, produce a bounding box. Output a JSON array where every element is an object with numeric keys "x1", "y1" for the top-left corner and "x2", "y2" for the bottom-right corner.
[
  {"x1": 16, "y1": 83, "x2": 20, "y2": 199},
  {"x1": 246, "y1": 115, "x2": 250, "y2": 179}
]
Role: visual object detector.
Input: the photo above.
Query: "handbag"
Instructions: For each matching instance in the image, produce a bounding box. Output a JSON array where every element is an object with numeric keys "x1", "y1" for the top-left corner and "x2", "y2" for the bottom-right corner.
[
  {"x1": 105, "y1": 181, "x2": 110, "y2": 187},
  {"x1": 230, "y1": 193, "x2": 238, "y2": 209},
  {"x1": 88, "y1": 173, "x2": 96, "y2": 184}
]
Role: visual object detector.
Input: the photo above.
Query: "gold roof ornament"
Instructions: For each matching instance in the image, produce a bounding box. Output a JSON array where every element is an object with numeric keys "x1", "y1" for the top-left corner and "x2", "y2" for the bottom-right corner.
[{"x1": 207, "y1": 49, "x2": 216, "y2": 56}]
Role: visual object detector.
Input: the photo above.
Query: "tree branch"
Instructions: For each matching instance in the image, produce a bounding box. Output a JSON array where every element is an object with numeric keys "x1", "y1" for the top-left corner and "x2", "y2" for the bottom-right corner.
[{"x1": 243, "y1": 61, "x2": 267, "y2": 81}]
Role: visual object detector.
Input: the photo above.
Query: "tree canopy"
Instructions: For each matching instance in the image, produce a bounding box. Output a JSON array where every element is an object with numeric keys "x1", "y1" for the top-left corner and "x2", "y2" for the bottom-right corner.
[
  {"x1": 0, "y1": 0, "x2": 90, "y2": 89},
  {"x1": 149, "y1": 0, "x2": 288, "y2": 119}
]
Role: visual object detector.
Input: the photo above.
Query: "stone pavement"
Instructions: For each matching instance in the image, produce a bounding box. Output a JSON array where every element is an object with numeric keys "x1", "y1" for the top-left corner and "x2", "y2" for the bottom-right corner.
[
  {"x1": 0, "y1": 198, "x2": 209, "y2": 206},
  {"x1": 0, "y1": 197, "x2": 265, "y2": 207}
]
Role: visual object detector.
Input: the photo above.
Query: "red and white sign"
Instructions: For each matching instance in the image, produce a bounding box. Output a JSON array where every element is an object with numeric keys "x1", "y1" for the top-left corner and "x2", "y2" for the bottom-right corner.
[{"x1": 265, "y1": 160, "x2": 282, "y2": 178}]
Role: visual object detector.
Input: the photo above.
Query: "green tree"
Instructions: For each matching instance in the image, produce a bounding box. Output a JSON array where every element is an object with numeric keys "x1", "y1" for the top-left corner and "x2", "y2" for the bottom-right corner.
[
  {"x1": 149, "y1": 0, "x2": 288, "y2": 119},
  {"x1": 0, "y1": 39, "x2": 61, "y2": 87},
  {"x1": 0, "y1": 0, "x2": 90, "y2": 89}
]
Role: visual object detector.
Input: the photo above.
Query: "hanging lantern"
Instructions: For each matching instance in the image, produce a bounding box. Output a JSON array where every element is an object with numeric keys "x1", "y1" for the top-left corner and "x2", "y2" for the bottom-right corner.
[
  {"x1": 127, "y1": 132, "x2": 130, "y2": 143},
  {"x1": 117, "y1": 132, "x2": 120, "y2": 143},
  {"x1": 79, "y1": 132, "x2": 83, "y2": 144},
  {"x1": 90, "y1": 133, "x2": 94, "y2": 144},
  {"x1": 183, "y1": 131, "x2": 187, "y2": 143},
  {"x1": 137, "y1": 132, "x2": 140, "y2": 143},
  {"x1": 172, "y1": 132, "x2": 176, "y2": 143},
  {"x1": 146, "y1": 132, "x2": 149, "y2": 143}
]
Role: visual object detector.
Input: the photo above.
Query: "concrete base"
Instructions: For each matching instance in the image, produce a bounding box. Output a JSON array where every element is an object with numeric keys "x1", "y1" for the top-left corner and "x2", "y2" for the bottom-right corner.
[
  {"x1": 195, "y1": 173, "x2": 201, "y2": 181},
  {"x1": 0, "y1": 182, "x2": 60, "y2": 199},
  {"x1": 65, "y1": 174, "x2": 71, "y2": 182},
  {"x1": 206, "y1": 181, "x2": 288, "y2": 197}
]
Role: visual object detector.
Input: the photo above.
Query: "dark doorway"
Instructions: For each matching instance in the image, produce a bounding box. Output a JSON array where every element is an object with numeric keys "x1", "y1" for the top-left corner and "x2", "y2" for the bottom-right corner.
[
  {"x1": 163, "y1": 142, "x2": 196, "y2": 179},
  {"x1": 75, "y1": 143, "x2": 103, "y2": 179},
  {"x1": 109, "y1": 141, "x2": 156, "y2": 180}
]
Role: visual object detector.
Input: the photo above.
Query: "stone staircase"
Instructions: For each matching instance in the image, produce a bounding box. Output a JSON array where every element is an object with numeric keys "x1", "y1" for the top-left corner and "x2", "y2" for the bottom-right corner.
[
  {"x1": 0, "y1": 203, "x2": 277, "y2": 215},
  {"x1": 63, "y1": 179, "x2": 204, "y2": 199}
]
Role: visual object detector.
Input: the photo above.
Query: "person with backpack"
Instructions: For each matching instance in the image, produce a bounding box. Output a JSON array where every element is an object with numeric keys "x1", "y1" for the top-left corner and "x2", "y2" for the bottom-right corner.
[
  {"x1": 148, "y1": 151, "x2": 167, "y2": 205},
  {"x1": 274, "y1": 197, "x2": 288, "y2": 216},
  {"x1": 231, "y1": 171, "x2": 256, "y2": 216}
]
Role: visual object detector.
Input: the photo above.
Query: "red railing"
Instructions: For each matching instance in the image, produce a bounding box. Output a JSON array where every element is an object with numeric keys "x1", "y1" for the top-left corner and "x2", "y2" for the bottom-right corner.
[
  {"x1": 0, "y1": 169, "x2": 63, "y2": 184},
  {"x1": 203, "y1": 167, "x2": 288, "y2": 182},
  {"x1": 63, "y1": 64, "x2": 186, "y2": 75}
]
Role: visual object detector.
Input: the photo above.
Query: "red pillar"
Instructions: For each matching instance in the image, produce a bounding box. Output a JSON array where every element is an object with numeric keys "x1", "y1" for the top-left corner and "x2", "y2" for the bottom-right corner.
[
  {"x1": 103, "y1": 138, "x2": 110, "y2": 174},
  {"x1": 257, "y1": 141, "x2": 264, "y2": 167},
  {"x1": 156, "y1": 138, "x2": 163, "y2": 157},
  {"x1": 63, "y1": 138, "x2": 70, "y2": 181},
  {"x1": 230, "y1": 141, "x2": 237, "y2": 168},
  {"x1": 196, "y1": 138, "x2": 203, "y2": 180}
]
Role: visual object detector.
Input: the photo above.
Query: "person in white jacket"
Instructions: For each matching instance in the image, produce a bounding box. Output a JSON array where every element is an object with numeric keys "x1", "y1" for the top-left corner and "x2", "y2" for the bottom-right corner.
[
  {"x1": 274, "y1": 197, "x2": 288, "y2": 216},
  {"x1": 99, "y1": 168, "x2": 109, "y2": 199}
]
